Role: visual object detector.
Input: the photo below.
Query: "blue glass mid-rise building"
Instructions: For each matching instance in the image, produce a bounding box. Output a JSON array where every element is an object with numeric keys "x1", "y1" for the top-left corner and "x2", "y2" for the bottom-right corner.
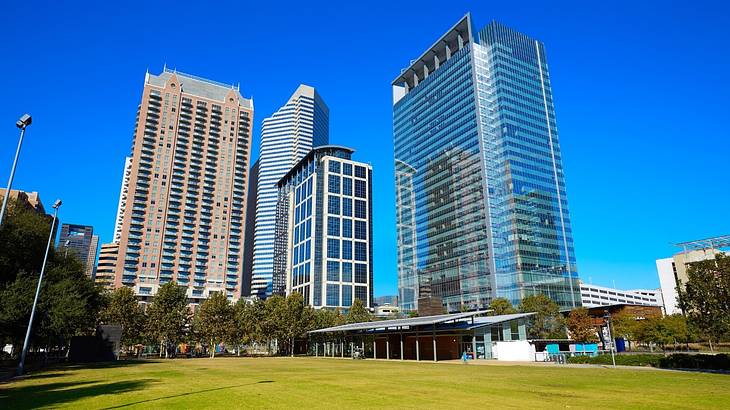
[
  {"x1": 273, "y1": 146, "x2": 373, "y2": 308},
  {"x1": 393, "y1": 14, "x2": 580, "y2": 311},
  {"x1": 250, "y1": 85, "x2": 329, "y2": 298}
]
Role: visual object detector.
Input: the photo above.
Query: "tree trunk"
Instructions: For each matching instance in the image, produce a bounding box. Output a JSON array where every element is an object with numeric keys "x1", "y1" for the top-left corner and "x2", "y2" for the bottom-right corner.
[
  {"x1": 211, "y1": 339, "x2": 216, "y2": 358},
  {"x1": 709, "y1": 338, "x2": 714, "y2": 352},
  {"x1": 160, "y1": 342, "x2": 164, "y2": 358},
  {"x1": 291, "y1": 338, "x2": 294, "y2": 357}
]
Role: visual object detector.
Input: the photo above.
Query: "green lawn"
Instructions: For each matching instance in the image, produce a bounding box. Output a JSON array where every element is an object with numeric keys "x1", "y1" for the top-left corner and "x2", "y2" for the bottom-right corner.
[{"x1": 1, "y1": 357, "x2": 728, "y2": 409}]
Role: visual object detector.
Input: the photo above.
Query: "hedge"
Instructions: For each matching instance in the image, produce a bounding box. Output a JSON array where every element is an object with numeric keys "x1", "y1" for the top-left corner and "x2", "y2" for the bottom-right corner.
[
  {"x1": 567, "y1": 353, "x2": 730, "y2": 370},
  {"x1": 659, "y1": 353, "x2": 730, "y2": 370},
  {"x1": 567, "y1": 354, "x2": 661, "y2": 367}
]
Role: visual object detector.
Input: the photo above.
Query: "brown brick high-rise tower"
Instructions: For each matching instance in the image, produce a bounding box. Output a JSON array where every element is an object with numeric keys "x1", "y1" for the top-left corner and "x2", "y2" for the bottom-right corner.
[{"x1": 114, "y1": 68, "x2": 253, "y2": 302}]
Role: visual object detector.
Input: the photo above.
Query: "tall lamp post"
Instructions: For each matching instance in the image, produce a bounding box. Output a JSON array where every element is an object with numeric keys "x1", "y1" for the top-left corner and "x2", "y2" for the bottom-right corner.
[
  {"x1": 17, "y1": 199, "x2": 61, "y2": 376},
  {"x1": 0, "y1": 114, "x2": 32, "y2": 226}
]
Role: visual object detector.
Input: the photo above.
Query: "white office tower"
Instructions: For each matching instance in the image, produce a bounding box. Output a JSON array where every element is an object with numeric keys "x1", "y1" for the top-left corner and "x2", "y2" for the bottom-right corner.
[{"x1": 250, "y1": 85, "x2": 329, "y2": 298}]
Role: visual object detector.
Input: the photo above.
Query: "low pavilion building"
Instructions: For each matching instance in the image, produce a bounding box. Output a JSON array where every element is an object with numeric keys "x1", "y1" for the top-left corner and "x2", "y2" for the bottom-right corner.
[{"x1": 308, "y1": 311, "x2": 533, "y2": 361}]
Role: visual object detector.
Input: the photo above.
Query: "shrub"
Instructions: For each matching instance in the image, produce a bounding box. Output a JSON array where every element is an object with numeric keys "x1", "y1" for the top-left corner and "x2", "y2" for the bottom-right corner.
[
  {"x1": 659, "y1": 354, "x2": 730, "y2": 371},
  {"x1": 567, "y1": 354, "x2": 662, "y2": 367}
]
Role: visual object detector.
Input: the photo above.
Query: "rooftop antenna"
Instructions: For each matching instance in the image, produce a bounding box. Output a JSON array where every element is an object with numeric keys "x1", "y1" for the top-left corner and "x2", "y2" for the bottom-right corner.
[{"x1": 163, "y1": 62, "x2": 167, "y2": 71}]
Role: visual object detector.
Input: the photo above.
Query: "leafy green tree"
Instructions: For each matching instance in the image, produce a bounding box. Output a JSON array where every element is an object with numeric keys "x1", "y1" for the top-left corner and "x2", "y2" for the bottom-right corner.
[
  {"x1": 346, "y1": 298, "x2": 371, "y2": 324},
  {"x1": 280, "y1": 293, "x2": 314, "y2": 356},
  {"x1": 261, "y1": 295, "x2": 286, "y2": 354},
  {"x1": 489, "y1": 297, "x2": 517, "y2": 316},
  {"x1": 195, "y1": 292, "x2": 235, "y2": 358},
  {"x1": 100, "y1": 287, "x2": 145, "y2": 350},
  {"x1": 145, "y1": 282, "x2": 190, "y2": 358},
  {"x1": 635, "y1": 314, "x2": 692, "y2": 350},
  {"x1": 680, "y1": 253, "x2": 730, "y2": 350},
  {"x1": 566, "y1": 307, "x2": 598, "y2": 342},
  {"x1": 518, "y1": 294, "x2": 566, "y2": 339},
  {"x1": 0, "y1": 251, "x2": 104, "y2": 356},
  {"x1": 231, "y1": 299, "x2": 257, "y2": 355},
  {"x1": 611, "y1": 312, "x2": 642, "y2": 350},
  {"x1": 0, "y1": 199, "x2": 54, "y2": 286}
]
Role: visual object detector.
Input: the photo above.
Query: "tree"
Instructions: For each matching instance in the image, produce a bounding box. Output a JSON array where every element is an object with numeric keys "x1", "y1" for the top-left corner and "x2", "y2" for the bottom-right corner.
[
  {"x1": 635, "y1": 314, "x2": 692, "y2": 351},
  {"x1": 231, "y1": 299, "x2": 256, "y2": 355},
  {"x1": 145, "y1": 281, "x2": 190, "y2": 358},
  {"x1": 518, "y1": 294, "x2": 566, "y2": 339},
  {"x1": 489, "y1": 298, "x2": 517, "y2": 316},
  {"x1": 280, "y1": 293, "x2": 314, "y2": 356},
  {"x1": 0, "y1": 249, "x2": 104, "y2": 356},
  {"x1": 195, "y1": 292, "x2": 235, "y2": 358},
  {"x1": 566, "y1": 307, "x2": 598, "y2": 343},
  {"x1": 346, "y1": 298, "x2": 371, "y2": 324},
  {"x1": 261, "y1": 295, "x2": 285, "y2": 354},
  {"x1": 611, "y1": 312, "x2": 642, "y2": 350},
  {"x1": 100, "y1": 287, "x2": 145, "y2": 350},
  {"x1": 680, "y1": 253, "x2": 730, "y2": 350},
  {"x1": 0, "y1": 199, "x2": 54, "y2": 286}
]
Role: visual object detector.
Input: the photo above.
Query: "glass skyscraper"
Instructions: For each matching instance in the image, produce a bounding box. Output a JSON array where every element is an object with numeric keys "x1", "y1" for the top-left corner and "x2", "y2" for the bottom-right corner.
[
  {"x1": 250, "y1": 85, "x2": 329, "y2": 298},
  {"x1": 393, "y1": 14, "x2": 580, "y2": 311}
]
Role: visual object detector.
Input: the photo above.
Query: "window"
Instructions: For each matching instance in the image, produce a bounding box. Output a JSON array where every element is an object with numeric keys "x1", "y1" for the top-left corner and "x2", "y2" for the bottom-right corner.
[
  {"x1": 342, "y1": 285, "x2": 352, "y2": 307},
  {"x1": 355, "y1": 200, "x2": 367, "y2": 218},
  {"x1": 510, "y1": 321, "x2": 520, "y2": 340},
  {"x1": 328, "y1": 196, "x2": 340, "y2": 215},
  {"x1": 327, "y1": 261, "x2": 340, "y2": 281},
  {"x1": 342, "y1": 262, "x2": 352, "y2": 282},
  {"x1": 327, "y1": 284, "x2": 340, "y2": 306},
  {"x1": 328, "y1": 175, "x2": 340, "y2": 194},
  {"x1": 342, "y1": 240, "x2": 352, "y2": 260},
  {"x1": 355, "y1": 179, "x2": 367, "y2": 198},
  {"x1": 341, "y1": 219, "x2": 352, "y2": 238},
  {"x1": 327, "y1": 239, "x2": 340, "y2": 258},
  {"x1": 342, "y1": 177, "x2": 352, "y2": 196},
  {"x1": 355, "y1": 165, "x2": 366, "y2": 178},
  {"x1": 355, "y1": 263, "x2": 367, "y2": 283},
  {"x1": 329, "y1": 160, "x2": 340, "y2": 174},
  {"x1": 355, "y1": 242, "x2": 367, "y2": 261},
  {"x1": 342, "y1": 163, "x2": 352, "y2": 175},
  {"x1": 342, "y1": 198, "x2": 352, "y2": 217},
  {"x1": 355, "y1": 220, "x2": 367, "y2": 240},
  {"x1": 327, "y1": 217, "x2": 340, "y2": 237},
  {"x1": 355, "y1": 286, "x2": 367, "y2": 304}
]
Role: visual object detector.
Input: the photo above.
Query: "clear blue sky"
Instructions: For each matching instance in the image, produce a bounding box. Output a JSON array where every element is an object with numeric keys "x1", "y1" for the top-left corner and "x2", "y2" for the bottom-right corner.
[{"x1": 1, "y1": 1, "x2": 729, "y2": 296}]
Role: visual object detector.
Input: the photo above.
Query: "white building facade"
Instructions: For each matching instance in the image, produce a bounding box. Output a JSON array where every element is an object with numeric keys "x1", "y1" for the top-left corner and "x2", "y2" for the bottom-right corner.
[
  {"x1": 250, "y1": 85, "x2": 329, "y2": 298},
  {"x1": 656, "y1": 243, "x2": 727, "y2": 315},
  {"x1": 579, "y1": 282, "x2": 663, "y2": 308}
]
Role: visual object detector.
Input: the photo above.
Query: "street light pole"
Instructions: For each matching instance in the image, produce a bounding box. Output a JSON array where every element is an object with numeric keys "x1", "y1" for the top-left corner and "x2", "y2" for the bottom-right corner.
[
  {"x1": 17, "y1": 199, "x2": 61, "y2": 376},
  {"x1": 0, "y1": 114, "x2": 32, "y2": 227}
]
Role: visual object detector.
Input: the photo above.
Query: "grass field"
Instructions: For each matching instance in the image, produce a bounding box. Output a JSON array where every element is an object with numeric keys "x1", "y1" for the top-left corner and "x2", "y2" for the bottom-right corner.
[{"x1": 1, "y1": 357, "x2": 729, "y2": 409}]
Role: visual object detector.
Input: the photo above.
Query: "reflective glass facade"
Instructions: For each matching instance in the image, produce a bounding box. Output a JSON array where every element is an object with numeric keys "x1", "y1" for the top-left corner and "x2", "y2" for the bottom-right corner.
[{"x1": 393, "y1": 15, "x2": 580, "y2": 311}]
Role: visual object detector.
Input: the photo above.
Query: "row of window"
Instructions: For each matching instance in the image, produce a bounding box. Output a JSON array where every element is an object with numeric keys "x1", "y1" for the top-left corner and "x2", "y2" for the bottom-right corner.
[
  {"x1": 326, "y1": 261, "x2": 368, "y2": 283},
  {"x1": 328, "y1": 197, "x2": 368, "y2": 218},
  {"x1": 327, "y1": 217, "x2": 368, "y2": 240},
  {"x1": 327, "y1": 239, "x2": 367, "y2": 261},
  {"x1": 328, "y1": 175, "x2": 367, "y2": 198},
  {"x1": 326, "y1": 283, "x2": 368, "y2": 307},
  {"x1": 328, "y1": 160, "x2": 367, "y2": 178}
]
